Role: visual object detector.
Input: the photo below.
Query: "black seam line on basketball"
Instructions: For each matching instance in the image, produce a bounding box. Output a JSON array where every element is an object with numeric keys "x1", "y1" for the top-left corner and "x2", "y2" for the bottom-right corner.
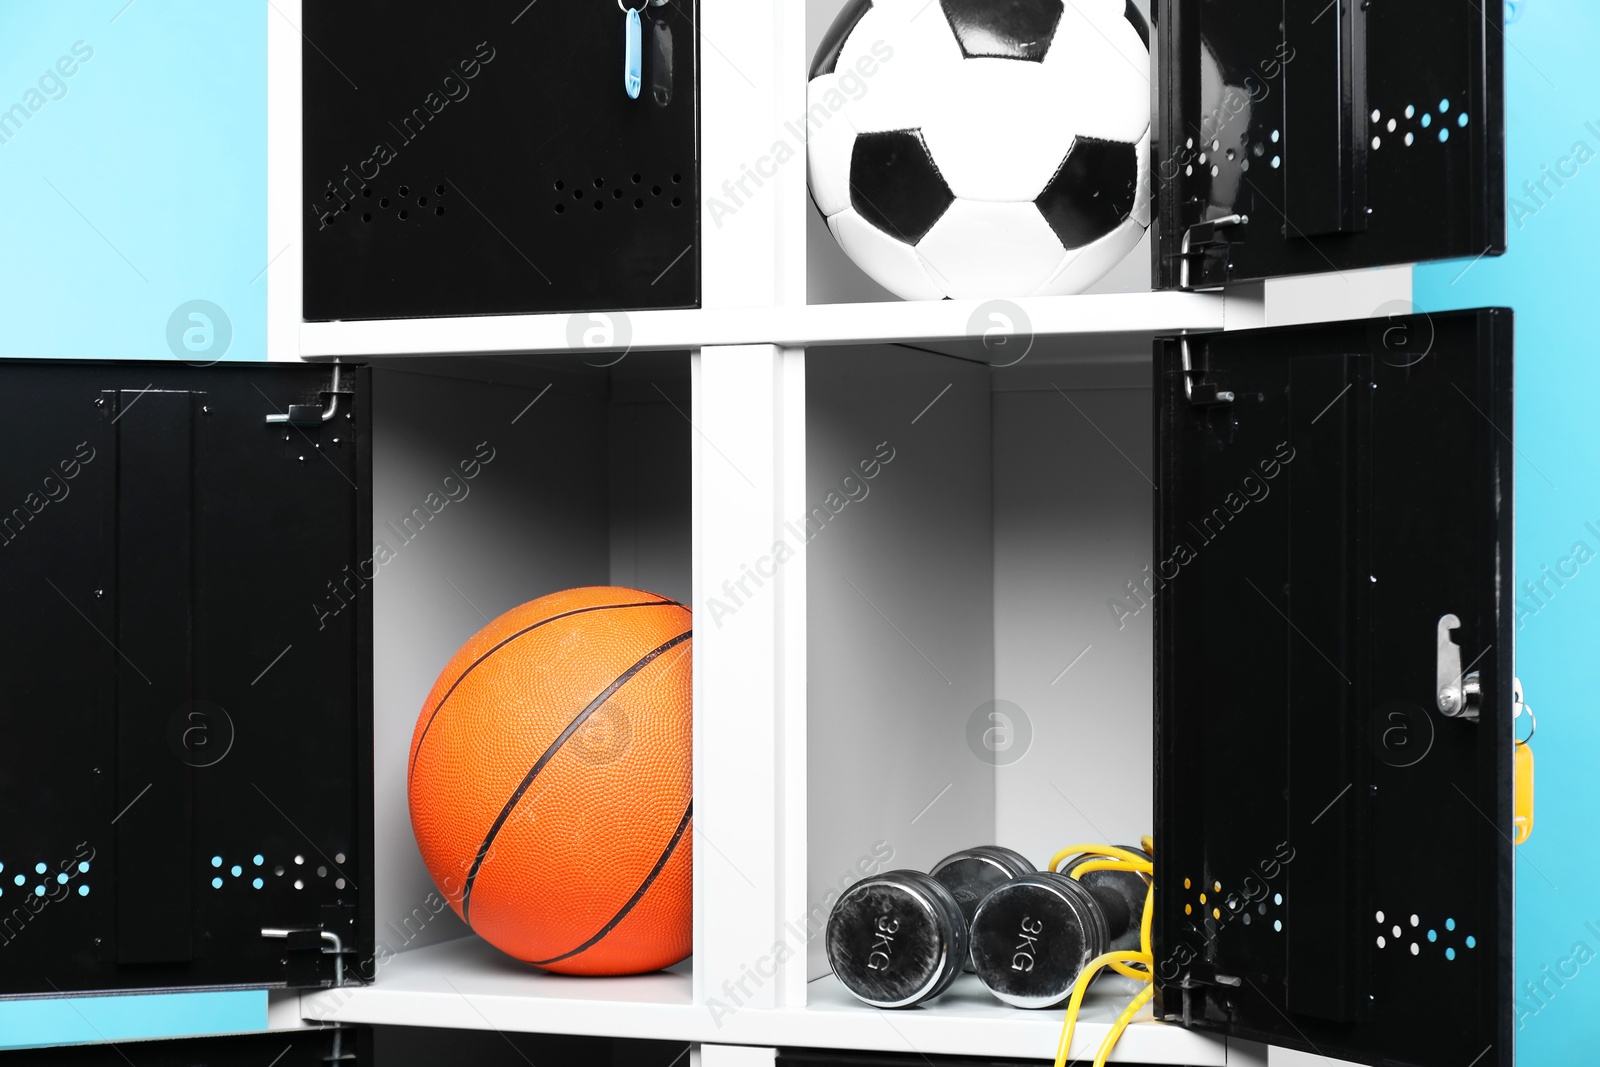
[
  {"x1": 530, "y1": 799, "x2": 693, "y2": 967},
  {"x1": 460, "y1": 628, "x2": 693, "y2": 923},
  {"x1": 407, "y1": 598, "x2": 684, "y2": 784}
]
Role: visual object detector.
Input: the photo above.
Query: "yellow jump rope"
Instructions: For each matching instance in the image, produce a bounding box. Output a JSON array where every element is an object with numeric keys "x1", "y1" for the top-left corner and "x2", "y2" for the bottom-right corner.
[{"x1": 1046, "y1": 837, "x2": 1156, "y2": 1067}]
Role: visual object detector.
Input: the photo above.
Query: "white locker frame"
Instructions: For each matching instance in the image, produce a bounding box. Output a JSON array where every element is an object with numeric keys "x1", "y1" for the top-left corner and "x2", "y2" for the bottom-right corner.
[{"x1": 265, "y1": 0, "x2": 1410, "y2": 1062}]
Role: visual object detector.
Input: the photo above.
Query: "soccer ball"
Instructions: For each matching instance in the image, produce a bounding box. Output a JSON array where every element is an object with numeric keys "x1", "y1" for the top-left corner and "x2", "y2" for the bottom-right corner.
[{"x1": 807, "y1": 0, "x2": 1151, "y2": 300}]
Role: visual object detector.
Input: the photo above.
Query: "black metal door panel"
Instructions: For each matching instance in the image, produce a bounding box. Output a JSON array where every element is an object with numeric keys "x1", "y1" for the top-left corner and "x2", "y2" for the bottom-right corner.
[
  {"x1": 1155, "y1": 0, "x2": 1504, "y2": 288},
  {"x1": 302, "y1": 0, "x2": 700, "y2": 320},
  {"x1": 1153, "y1": 310, "x2": 1514, "y2": 1067},
  {"x1": 0, "y1": 361, "x2": 372, "y2": 995}
]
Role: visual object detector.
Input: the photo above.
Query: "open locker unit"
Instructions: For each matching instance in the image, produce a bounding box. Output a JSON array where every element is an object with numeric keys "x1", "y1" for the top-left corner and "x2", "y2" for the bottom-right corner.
[
  {"x1": 803, "y1": 307, "x2": 1514, "y2": 1067},
  {"x1": 0, "y1": 0, "x2": 1518, "y2": 1064},
  {"x1": 0, "y1": 353, "x2": 693, "y2": 999},
  {"x1": 0, "y1": 326, "x2": 1515, "y2": 1066}
]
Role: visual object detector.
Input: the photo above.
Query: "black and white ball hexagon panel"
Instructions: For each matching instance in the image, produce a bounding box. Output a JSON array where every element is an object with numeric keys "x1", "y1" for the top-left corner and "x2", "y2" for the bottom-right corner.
[{"x1": 806, "y1": 0, "x2": 1152, "y2": 300}]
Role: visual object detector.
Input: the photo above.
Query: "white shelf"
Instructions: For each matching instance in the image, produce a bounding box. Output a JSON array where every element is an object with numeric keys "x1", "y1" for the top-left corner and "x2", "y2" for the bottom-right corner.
[
  {"x1": 299, "y1": 937, "x2": 1226, "y2": 1063},
  {"x1": 299, "y1": 937, "x2": 694, "y2": 1038},
  {"x1": 796, "y1": 972, "x2": 1227, "y2": 1064},
  {"x1": 297, "y1": 292, "x2": 1228, "y2": 361}
]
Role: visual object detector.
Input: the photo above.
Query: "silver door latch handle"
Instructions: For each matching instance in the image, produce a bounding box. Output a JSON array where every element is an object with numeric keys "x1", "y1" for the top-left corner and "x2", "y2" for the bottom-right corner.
[{"x1": 1436, "y1": 613, "x2": 1481, "y2": 721}]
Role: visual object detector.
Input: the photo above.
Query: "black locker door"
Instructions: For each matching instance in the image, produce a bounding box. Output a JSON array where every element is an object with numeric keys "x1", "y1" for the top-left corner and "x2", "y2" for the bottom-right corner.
[
  {"x1": 1152, "y1": 310, "x2": 1515, "y2": 1067},
  {"x1": 1154, "y1": 0, "x2": 1505, "y2": 289},
  {"x1": 0, "y1": 361, "x2": 372, "y2": 996},
  {"x1": 301, "y1": 0, "x2": 701, "y2": 321}
]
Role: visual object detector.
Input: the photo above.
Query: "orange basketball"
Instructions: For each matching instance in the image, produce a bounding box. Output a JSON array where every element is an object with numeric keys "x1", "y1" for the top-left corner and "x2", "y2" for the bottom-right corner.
[{"x1": 407, "y1": 586, "x2": 692, "y2": 976}]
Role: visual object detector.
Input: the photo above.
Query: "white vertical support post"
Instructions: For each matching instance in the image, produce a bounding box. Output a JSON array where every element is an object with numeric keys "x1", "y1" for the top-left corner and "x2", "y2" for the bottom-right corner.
[
  {"x1": 266, "y1": 991, "x2": 309, "y2": 1031},
  {"x1": 695, "y1": 0, "x2": 811, "y2": 1020},
  {"x1": 692, "y1": 344, "x2": 804, "y2": 1018},
  {"x1": 265, "y1": 0, "x2": 303, "y2": 362},
  {"x1": 699, "y1": 0, "x2": 804, "y2": 309},
  {"x1": 774, "y1": 0, "x2": 811, "y2": 308},
  {"x1": 699, "y1": 1046, "x2": 778, "y2": 1067},
  {"x1": 774, "y1": 345, "x2": 808, "y2": 1009}
]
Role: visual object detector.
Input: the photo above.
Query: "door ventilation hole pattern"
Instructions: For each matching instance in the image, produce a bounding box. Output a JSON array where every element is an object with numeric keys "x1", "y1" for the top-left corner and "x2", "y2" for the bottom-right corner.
[
  {"x1": 207, "y1": 850, "x2": 348, "y2": 892},
  {"x1": 553, "y1": 171, "x2": 686, "y2": 215},
  {"x1": 1182, "y1": 875, "x2": 1284, "y2": 934},
  {"x1": 323, "y1": 182, "x2": 448, "y2": 226},
  {"x1": 1374, "y1": 909, "x2": 1476, "y2": 959},
  {"x1": 0, "y1": 857, "x2": 92, "y2": 899},
  {"x1": 1371, "y1": 101, "x2": 1468, "y2": 150}
]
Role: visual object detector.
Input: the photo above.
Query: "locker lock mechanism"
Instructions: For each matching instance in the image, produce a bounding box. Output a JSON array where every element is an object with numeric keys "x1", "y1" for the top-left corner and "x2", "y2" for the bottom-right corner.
[
  {"x1": 1435, "y1": 613, "x2": 1480, "y2": 721},
  {"x1": 265, "y1": 363, "x2": 349, "y2": 428}
]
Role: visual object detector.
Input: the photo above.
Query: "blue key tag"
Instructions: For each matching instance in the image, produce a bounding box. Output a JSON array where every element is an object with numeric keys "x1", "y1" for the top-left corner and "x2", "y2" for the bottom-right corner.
[{"x1": 624, "y1": 5, "x2": 643, "y2": 99}]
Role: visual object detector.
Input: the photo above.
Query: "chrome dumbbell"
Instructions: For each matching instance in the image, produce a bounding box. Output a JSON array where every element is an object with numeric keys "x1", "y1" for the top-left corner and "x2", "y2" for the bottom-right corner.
[
  {"x1": 969, "y1": 852, "x2": 1148, "y2": 1008},
  {"x1": 929, "y1": 845, "x2": 1035, "y2": 971},
  {"x1": 826, "y1": 844, "x2": 1036, "y2": 1007},
  {"x1": 824, "y1": 869, "x2": 969, "y2": 1008}
]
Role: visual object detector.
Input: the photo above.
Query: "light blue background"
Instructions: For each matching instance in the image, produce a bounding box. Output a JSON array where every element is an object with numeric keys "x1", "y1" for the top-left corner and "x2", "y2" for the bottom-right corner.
[
  {"x1": 0, "y1": 0, "x2": 1592, "y2": 1058},
  {"x1": 0, "y1": 991, "x2": 265, "y2": 1051},
  {"x1": 1415, "y1": 2, "x2": 1600, "y2": 1062},
  {"x1": 0, "y1": 0, "x2": 265, "y2": 362},
  {"x1": 0, "y1": 0, "x2": 269, "y2": 1049}
]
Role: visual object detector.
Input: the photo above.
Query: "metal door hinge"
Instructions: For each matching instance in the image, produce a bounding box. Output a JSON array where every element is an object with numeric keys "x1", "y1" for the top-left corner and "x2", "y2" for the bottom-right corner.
[
  {"x1": 1180, "y1": 337, "x2": 1234, "y2": 406},
  {"x1": 266, "y1": 363, "x2": 351, "y2": 427},
  {"x1": 1178, "y1": 213, "x2": 1249, "y2": 291},
  {"x1": 262, "y1": 926, "x2": 349, "y2": 986},
  {"x1": 324, "y1": 1025, "x2": 358, "y2": 1063}
]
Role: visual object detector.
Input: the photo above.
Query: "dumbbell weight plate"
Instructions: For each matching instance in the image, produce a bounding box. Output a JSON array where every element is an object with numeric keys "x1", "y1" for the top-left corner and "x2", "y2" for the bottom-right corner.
[
  {"x1": 970, "y1": 873, "x2": 1110, "y2": 1009},
  {"x1": 929, "y1": 846, "x2": 1035, "y2": 972},
  {"x1": 967, "y1": 845, "x2": 1036, "y2": 877},
  {"x1": 1062, "y1": 846, "x2": 1151, "y2": 953},
  {"x1": 825, "y1": 870, "x2": 969, "y2": 1008}
]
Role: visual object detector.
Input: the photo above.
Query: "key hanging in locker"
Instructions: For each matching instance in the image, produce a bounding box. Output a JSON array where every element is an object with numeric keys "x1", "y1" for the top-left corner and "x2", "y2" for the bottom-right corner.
[
  {"x1": 622, "y1": 0, "x2": 645, "y2": 99},
  {"x1": 1513, "y1": 677, "x2": 1535, "y2": 845}
]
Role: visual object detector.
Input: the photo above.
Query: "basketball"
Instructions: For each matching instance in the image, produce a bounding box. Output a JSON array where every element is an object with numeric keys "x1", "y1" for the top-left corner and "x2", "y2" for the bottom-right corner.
[{"x1": 407, "y1": 586, "x2": 693, "y2": 976}]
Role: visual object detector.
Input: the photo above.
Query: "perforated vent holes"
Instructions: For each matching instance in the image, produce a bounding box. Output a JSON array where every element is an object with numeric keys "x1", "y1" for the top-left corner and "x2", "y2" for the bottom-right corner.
[
  {"x1": 1374, "y1": 908, "x2": 1477, "y2": 960},
  {"x1": 1183, "y1": 874, "x2": 1286, "y2": 935},
  {"x1": 206, "y1": 848, "x2": 348, "y2": 894},
  {"x1": 0, "y1": 855, "x2": 92, "y2": 900},
  {"x1": 553, "y1": 171, "x2": 685, "y2": 215},
  {"x1": 1370, "y1": 101, "x2": 1470, "y2": 151},
  {"x1": 324, "y1": 182, "x2": 447, "y2": 227}
]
